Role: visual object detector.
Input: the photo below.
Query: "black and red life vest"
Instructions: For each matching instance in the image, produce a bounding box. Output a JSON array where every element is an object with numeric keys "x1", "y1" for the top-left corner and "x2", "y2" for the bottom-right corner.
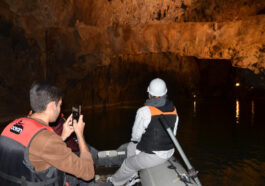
[
  {"x1": 0, "y1": 117, "x2": 65, "y2": 186},
  {"x1": 137, "y1": 100, "x2": 177, "y2": 153}
]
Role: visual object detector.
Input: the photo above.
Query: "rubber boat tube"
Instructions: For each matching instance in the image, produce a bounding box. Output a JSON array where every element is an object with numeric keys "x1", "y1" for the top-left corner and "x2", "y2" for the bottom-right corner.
[{"x1": 140, "y1": 156, "x2": 198, "y2": 186}]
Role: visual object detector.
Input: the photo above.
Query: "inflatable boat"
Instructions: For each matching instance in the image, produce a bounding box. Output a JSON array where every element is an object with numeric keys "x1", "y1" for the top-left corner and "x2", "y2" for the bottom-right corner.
[
  {"x1": 98, "y1": 145, "x2": 200, "y2": 186},
  {"x1": 140, "y1": 156, "x2": 198, "y2": 186}
]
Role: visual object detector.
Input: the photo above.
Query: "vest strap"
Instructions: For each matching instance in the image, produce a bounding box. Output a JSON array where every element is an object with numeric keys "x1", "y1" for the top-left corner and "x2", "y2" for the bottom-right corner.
[
  {"x1": 147, "y1": 106, "x2": 177, "y2": 116},
  {"x1": 0, "y1": 171, "x2": 22, "y2": 184},
  {"x1": 0, "y1": 170, "x2": 58, "y2": 186}
]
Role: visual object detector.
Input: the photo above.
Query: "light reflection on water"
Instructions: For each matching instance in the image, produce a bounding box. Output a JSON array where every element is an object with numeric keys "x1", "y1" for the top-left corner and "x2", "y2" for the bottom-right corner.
[
  {"x1": 193, "y1": 98, "x2": 247, "y2": 126},
  {"x1": 236, "y1": 99, "x2": 240, "y2": 124},
  {"x1": 193, "y1": 100, "x2": 197, "y2": 117},
  {"x1": 251, "y1": 100, "x2": 255, "y2": 125}
]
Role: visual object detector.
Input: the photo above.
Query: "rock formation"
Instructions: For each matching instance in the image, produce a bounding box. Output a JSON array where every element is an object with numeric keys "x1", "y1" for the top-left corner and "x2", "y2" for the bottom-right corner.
[{"x1": 0, "y1": 0, "x2": 264, "y2": 118}]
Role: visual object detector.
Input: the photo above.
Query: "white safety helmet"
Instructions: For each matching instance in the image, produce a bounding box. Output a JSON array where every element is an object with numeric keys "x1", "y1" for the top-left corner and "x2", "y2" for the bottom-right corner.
[{"x1": 147, "y1": 78, "x2": 167, "y2": 97}]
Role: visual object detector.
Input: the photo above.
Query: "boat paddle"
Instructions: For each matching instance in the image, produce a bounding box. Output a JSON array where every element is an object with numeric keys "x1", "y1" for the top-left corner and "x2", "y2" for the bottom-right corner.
[{"x1": 159, "y1": 115, "x2": 202, "y2": 186}]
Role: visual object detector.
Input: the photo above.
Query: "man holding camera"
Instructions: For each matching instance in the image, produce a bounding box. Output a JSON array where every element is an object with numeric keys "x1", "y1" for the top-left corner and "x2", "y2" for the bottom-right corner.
[{"x1": 0, "y1": 81, "x2": 96, "y2": 185}]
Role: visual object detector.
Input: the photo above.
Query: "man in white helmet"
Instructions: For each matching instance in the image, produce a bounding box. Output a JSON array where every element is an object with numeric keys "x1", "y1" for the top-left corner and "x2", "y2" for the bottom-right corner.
[{"x1": 108, "y1": 78, "x2": 179, "y2": 186}]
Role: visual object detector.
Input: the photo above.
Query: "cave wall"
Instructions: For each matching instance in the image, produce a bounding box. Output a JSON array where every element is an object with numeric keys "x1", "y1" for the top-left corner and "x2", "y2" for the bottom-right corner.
[
  {"x1": 73, "y1": 16, "x2": 265, "y2": 73},
  {"x1": 0, "y1": 0, "x2": 265, "y2": 117}
]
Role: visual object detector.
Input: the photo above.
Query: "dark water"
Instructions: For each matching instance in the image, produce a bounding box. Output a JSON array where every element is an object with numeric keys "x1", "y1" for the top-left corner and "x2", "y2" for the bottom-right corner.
[
  {"x1": 81, "y1": 98, "x2": 265, "y2": 186},
  {"x1": 0, "y1": 98, "x2": 264, "y2": 186}
]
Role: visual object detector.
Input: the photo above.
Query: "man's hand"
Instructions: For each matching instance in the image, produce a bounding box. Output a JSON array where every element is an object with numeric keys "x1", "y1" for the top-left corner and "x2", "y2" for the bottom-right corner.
[
  {"x1": 73, "y1": 115, "x2": 91, "y2": 163},
  {"x1": 61, "y1": 114, "x2": 74, "y2": 141}
]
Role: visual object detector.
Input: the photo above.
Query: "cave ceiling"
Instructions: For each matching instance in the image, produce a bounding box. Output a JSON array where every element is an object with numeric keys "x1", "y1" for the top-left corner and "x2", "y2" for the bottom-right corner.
[{"x1": 0, "y1": 0, "x2": 264, "y2": 74}]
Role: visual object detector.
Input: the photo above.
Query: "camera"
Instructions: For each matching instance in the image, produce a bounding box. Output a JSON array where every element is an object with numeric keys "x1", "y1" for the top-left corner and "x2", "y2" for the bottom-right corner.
[{"x1": 72, "y1": 105, "x2": 81, "y2": 125}]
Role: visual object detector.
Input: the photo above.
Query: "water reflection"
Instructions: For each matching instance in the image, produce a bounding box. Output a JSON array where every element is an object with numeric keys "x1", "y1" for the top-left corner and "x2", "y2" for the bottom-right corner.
[
  {"x1": 193, "y1": 94, "x2": 197, "y2": 117},
  {"x1": 235, "y1": 99, "x2": 240, "y2": 124},
  {"x1": 234, "y1": 99, "x2": 256, "y2": 125},
  {"x1": 193, "y1": 100, "x2": 197, "y2": 116},
  {"x1": 186, "y1": 98, "x2": 265, "y2": 186},
  {"x1": 251, "y1": 100, "x2": 255, "y2": 125}
]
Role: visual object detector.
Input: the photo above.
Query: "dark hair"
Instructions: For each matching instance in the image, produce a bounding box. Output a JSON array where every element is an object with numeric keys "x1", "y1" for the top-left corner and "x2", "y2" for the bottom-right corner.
[{"x1": 30, "y1": 81, "x2": 63, "y2": 112}]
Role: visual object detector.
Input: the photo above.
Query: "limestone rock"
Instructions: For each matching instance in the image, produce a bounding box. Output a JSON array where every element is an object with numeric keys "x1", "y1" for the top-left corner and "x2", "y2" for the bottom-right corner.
[{"x1": 0, "y1": 0, "x2": 264, "y2": 118}]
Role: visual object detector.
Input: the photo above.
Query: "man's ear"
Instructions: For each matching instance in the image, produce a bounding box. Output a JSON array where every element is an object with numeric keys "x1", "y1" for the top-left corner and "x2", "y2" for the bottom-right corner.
[{"x1": 46, "y1": 101, "x2": 56, "y2": 111}]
